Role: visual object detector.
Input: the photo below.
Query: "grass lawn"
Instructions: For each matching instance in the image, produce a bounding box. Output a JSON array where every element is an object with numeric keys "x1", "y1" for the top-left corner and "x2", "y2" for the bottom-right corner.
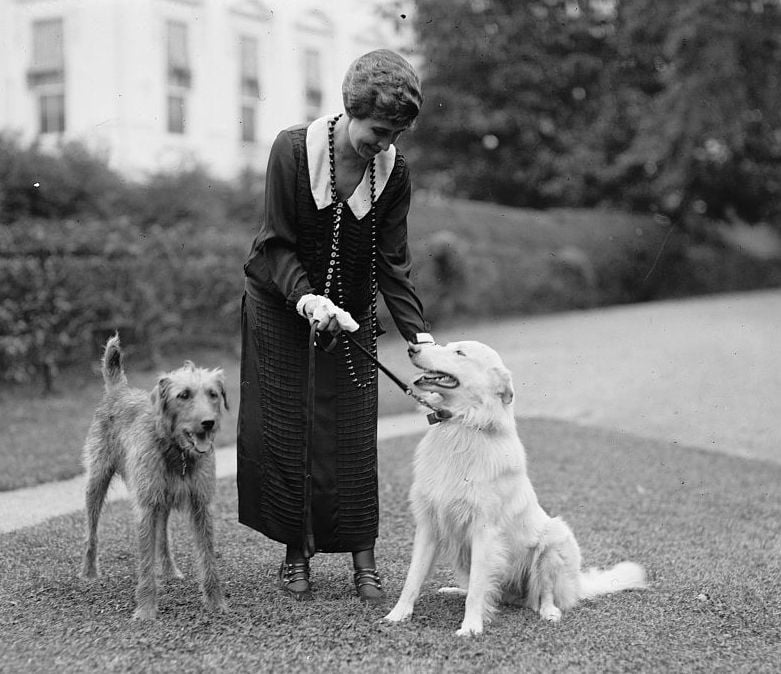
[{"x1": 1, "y1": 419, "x2": 779, "y2": 673}]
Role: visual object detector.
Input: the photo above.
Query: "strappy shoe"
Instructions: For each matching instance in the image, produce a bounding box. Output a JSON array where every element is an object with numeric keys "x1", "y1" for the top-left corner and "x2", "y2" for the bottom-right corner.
[
  {"x1": 278, "y1": 560, "x2": 313, "y2": 601},
  {"x1": 353, "y1": 568, "x2": 386, "y2": 605}
]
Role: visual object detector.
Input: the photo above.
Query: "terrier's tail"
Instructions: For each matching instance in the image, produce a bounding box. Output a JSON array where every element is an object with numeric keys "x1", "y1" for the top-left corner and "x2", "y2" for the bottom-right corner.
[
  {"x1": 101, "y1": 333, "x2": 127, "y2": 390},
  {"x1": 578, "y1": 561, "x2": 648, "y2": 600}
]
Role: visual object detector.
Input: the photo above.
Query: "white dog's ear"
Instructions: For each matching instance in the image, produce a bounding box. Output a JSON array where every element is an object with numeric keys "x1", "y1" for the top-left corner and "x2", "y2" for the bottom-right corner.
[
  {"x1": 493, "y1": 366, "x2": 514, "y2": 405},
  {"x1": 213, "y1": 368, "x2": 229, "y2": 411}
]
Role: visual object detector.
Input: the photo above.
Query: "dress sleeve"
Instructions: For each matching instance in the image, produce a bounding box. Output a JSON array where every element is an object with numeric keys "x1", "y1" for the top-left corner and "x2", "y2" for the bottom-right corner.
[
  {"x1": 376, "y1": 164, "x2": 430, "y2": 341},
  {"x1": 253, "y1": 130, "x2": 315, "y2": 309}
]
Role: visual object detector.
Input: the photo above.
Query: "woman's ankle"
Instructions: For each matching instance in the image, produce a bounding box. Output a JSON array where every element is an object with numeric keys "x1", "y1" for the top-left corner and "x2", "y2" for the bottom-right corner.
[
  {"x1": 352, "y1": 548, "x2": 376, "y2": 570},
  {"x1": 285, "y1": 546, "x2": 307, "y2": 565}
]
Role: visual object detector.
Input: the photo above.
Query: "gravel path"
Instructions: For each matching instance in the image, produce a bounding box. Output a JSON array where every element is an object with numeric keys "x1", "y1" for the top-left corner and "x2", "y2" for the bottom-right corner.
[{"x1": 377, "y1": 287, "x2": 781, "y2": 464}]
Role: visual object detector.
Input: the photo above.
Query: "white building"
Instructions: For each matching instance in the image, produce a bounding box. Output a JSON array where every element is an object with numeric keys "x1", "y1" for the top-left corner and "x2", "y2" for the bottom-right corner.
[{"x1": 0, "y1": 0, "x2": 405, "y2": 179}]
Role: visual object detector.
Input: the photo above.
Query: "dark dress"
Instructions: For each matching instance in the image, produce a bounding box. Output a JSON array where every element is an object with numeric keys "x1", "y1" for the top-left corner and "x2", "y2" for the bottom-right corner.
[{"x1": 237, "y1": 118, "x2": 428, "y2": 553}]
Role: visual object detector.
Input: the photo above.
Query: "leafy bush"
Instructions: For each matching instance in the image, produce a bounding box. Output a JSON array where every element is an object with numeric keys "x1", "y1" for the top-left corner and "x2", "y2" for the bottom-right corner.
[
  {"x1": 0, "y1": 133, "x2": 128, "y2": 222},
  {"x1": 0, "y1": 133, "x2": 265, "y2": 230},
  {"x1": 122, "y1": 166, "x2": 264, "y2": 230},
  {"x1": 0, "y1": 137, "x2": 262, "y2": 389},
  {"x1": 0, "y1": 218, "x2": 246, "y2": 389}
]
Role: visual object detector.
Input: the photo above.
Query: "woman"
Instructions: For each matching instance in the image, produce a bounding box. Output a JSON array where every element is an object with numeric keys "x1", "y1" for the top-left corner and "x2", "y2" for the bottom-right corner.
[{"x1": 237, "y1": 50, "x2": 432, "y2": 604}]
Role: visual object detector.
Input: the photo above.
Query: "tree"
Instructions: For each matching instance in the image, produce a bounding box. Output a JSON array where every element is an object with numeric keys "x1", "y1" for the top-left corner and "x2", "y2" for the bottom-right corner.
[
  {"x1": 611, "y1": 0, "x2": 781, "y2": 226},
  {"x1": 404, "y1": 0, "x2": 615, "y2": 207},
  {"x1": 396, "y1": 0, "x2": 781, "y2": 227}
]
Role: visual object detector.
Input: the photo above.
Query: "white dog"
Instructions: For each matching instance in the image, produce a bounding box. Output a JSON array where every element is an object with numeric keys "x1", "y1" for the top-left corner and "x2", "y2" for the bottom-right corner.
[{"x1": 384, "y1": 340, "x2": 647, "y2": 636}]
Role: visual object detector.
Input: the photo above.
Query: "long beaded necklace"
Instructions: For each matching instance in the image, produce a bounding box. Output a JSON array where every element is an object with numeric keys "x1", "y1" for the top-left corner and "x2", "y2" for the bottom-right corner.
[{"x1": 325, "y1": 114, "x2": 378, "y2": 389}]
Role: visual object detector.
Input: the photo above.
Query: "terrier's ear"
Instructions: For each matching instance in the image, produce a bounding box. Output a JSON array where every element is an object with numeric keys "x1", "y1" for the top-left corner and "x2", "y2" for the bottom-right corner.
[
  {"x1": 493, "y1": 366, "x2": 515, "y2": 405},
  {"x1": 151, "y1": 375, "x2": 172, "y2": 413}
]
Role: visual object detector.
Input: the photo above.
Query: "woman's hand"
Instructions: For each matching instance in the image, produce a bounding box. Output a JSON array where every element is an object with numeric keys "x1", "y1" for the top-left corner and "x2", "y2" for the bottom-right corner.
[{"x1": 297, "y1": 294, "x2": 359, "y2": 334}]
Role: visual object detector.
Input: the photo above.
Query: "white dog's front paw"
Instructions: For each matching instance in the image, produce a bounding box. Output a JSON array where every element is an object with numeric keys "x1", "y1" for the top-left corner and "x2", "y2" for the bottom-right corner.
[
  {"x1": 456, "y1": 618, "x2": 483, "y2": 637},
  {"x1": 540, "y1": 605, "x2": 562, "y2": 622},
  {"x1": 383, "y1": 604, "x2": 413, "y2": 623},
  {"x1": 437, "y1": 586, "x2": 467, "y2": 596}
]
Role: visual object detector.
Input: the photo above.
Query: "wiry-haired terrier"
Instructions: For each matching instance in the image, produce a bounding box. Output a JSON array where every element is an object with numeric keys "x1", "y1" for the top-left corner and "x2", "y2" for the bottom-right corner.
[{"x1": 80, "y1": 334, "x2": 228, "y2": 620}]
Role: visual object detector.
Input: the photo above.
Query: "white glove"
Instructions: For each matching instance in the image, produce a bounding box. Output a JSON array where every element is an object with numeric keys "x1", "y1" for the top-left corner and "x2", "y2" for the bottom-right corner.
[
  {"x1": 296, "y1": 294, "x2": 359, "y2": 333},
  {"x1": 411, "y1": 333, "x2": 435, "y2": 345}
]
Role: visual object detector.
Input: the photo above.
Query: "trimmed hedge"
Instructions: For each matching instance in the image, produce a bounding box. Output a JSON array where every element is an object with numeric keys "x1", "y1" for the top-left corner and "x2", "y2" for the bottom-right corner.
[{"x1": 0, "y1": 219, "x2": 246, "y2": 387}]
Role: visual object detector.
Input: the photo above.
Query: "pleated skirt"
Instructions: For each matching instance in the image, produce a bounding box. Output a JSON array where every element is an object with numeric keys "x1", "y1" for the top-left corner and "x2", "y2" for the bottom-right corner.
[{"x1": 237, "y1": 288, "x2": 379, "y2": 553}]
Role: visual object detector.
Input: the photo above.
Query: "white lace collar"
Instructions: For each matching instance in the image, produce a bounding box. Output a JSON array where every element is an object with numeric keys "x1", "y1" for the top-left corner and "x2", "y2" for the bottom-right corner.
[{"x1": 306, "y1": 114, "x2": 396, "y2": 219}]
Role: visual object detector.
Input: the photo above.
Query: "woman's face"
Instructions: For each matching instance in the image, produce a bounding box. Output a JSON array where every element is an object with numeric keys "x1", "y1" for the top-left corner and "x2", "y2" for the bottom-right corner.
[{"x1": 347, "y1": 117, "x2": 408, "y2": 160}]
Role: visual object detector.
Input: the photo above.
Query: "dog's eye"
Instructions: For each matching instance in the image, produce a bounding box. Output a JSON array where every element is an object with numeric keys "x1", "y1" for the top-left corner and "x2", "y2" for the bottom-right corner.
[
  {"x1": 455, "y1": 349, "x2": 466, "y2": 357},
  {"x1": 208, "y1": 389, "x2": 219, "y2": 399},
  {"x1": 178, "y1": 389, "x2": 191, "y2": 400}
]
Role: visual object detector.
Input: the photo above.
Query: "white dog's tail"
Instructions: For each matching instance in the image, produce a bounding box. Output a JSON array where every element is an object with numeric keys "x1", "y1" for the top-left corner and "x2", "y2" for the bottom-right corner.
[
  {"x1": 578, "y1": 561, "x2": 648, "y2": 600},
  {"x1": 101, "y1": 334, "x2": 128, "y2": 390}
]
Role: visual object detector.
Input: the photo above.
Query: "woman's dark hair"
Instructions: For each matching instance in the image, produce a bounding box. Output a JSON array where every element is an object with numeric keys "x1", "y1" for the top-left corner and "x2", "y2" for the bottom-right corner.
[{"x1": 342, "y1": 49, "x2": 423, "y2": 126}]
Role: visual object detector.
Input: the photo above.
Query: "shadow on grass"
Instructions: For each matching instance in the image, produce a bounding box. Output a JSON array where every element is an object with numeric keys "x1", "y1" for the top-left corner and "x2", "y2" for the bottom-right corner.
[{"x1": 1, "y1": 419, "x2": 779, "y2": 673}]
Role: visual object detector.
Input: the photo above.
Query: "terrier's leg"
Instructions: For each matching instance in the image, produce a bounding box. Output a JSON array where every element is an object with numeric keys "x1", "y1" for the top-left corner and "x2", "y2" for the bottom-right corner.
[
  {"x1": 80, "y1": 435, "x2": 115, "y2": 580},
  {"x1": 189, "y1": 492, "x2": 226, "y2": 612},
  {"x1": 157, "y1": 508, "x2": 184, "y2": 579},
  {"x1": 133, "y1": 506, "x2": 159, "y2": 621}
]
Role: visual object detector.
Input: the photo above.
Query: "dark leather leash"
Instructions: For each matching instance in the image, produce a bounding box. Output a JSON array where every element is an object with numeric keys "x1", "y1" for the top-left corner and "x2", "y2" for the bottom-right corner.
[
  {"x1": 302, "y1": 323, "x2": 318, "y2": 558},
  {"x1": 338, "y1": 331, "x2": 452, "y2": 424}
]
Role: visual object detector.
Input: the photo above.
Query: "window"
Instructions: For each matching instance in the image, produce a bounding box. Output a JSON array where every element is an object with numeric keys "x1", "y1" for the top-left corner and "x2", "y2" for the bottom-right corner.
[
  {"x1": 167, "y1": 95, "x2": 186, "y2": 135},
  {"x1": 239, "y1": 35, "x2": 260, "y2": 98},
  {"x1": 28, "y1": 18, "x2": 66, "y2": 134},
  {"x1": 240, "y1": 104, "x2": 256, "y2": 143},
  {"x1": 303, "y1": 48, "x2": 322, "y2": 122},
  {"x1": 166, "y1": 21, "x2": 191, "y2": 133},
  {"x1": 239, "y1": 35, "x2": 260, "y2": 143},
  {"x1": 39, "y1": 93, "x2": 66, "y2": 134}
]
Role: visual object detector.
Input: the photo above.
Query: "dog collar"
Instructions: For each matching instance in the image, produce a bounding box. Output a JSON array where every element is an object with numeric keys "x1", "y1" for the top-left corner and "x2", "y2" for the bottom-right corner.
[{"x1": 427, "y1": 409, "x2": 452, "y2": 425}]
